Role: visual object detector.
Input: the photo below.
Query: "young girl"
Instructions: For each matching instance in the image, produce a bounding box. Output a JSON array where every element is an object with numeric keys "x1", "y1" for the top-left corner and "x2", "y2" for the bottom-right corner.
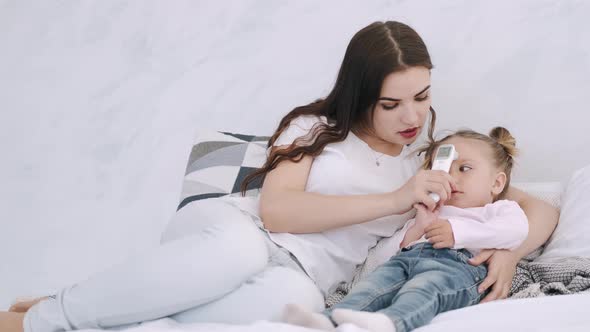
[
  {"x1": 285, "y1": 127, "x2": 529, "y2": 332},
  {"x1": 2, "y1": 22, "x2": 557, "y2": 332}
]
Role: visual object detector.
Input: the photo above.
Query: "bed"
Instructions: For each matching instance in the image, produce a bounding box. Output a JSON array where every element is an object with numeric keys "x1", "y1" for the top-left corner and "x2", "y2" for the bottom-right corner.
[{"x1": 14, "y1": 130, "x2": 590, "y2": 331}]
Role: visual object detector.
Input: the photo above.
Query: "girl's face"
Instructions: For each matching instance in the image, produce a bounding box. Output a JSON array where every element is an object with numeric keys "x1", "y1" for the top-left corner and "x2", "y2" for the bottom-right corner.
[
  {"x1": 442, "y1": 137, "x2": 507, "y2": 208},
  {"x1": 369, "y1": 66, "x2": 432, "y2": 151}
]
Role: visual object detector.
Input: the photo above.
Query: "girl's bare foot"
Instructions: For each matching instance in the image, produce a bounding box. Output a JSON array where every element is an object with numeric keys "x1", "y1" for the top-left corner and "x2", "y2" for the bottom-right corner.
[
  {"x1": 0, "y1": 312, "x2": 25, "y2": 332},
  {"x1": 9, "y1": 297, "x2": 49, "y2": 313}
]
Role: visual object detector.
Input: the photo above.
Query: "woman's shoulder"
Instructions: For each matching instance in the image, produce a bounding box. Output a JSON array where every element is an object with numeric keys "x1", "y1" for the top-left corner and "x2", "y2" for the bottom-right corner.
[
  {"x1": 273, "y1": 114, "x2": 329, "y2": 147},
  {"x1": 287, "y1": 114, "x2": 329, "y2": 130}
]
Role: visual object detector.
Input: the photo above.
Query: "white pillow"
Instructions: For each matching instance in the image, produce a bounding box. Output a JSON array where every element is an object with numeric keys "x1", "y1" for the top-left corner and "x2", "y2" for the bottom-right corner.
[
  {"x1": 537, "y1": 164, "x2": 590, "y2": 262},
  {"x1": 512, "y1": 181, "x2": 563, "y2": 209}
]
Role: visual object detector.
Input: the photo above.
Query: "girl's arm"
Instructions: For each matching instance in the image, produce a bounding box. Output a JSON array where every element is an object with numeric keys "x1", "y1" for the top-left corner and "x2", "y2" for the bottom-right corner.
[
  {"x1": 400, "y1": 204, "x2": 438, "y2": 248},
  {"x1": 446, "y1": 201, "x2": 529, "y2": 250}
]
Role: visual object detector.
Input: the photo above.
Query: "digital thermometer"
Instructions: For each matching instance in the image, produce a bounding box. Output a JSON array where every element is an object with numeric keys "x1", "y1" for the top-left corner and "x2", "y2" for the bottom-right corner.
[{"x1": 429, "y1": 144, "x2": 458, "y2": 203}]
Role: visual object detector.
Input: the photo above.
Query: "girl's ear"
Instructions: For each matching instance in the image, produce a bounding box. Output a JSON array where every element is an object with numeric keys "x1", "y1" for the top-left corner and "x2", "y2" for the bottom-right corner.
[{"x1": 491, "y1": 172, "x2": 507, "y2": 196}]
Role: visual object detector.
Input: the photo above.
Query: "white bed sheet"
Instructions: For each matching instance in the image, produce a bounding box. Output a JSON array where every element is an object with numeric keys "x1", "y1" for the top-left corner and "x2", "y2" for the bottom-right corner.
[
  {"x1": 73, "y1": 293, "x2": 590, "y2": 332},
  {"x1": 416, "y1": 293, "x2": 590, "y2": 332}
]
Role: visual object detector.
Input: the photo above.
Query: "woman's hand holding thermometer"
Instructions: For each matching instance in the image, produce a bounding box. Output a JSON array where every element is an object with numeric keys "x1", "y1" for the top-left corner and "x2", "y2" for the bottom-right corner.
[{"x1": 428, "y1": 144, "x2": 458, "y2": 203}]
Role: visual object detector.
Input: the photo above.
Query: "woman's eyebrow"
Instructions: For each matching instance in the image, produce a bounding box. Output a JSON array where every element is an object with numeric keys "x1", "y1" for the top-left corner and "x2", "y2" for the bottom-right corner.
[{"x1": 378, "y1": 85, "x2": 431, "y2": 102}]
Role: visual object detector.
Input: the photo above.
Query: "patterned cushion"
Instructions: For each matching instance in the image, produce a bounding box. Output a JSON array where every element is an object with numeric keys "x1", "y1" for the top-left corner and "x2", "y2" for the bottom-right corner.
[{"x1": 178, "y1": 130, "x2": 270, "y2": 210}]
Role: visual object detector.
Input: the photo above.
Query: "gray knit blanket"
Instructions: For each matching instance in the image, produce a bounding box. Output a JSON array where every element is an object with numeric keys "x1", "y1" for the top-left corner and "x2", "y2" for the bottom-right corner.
[{"x1": 509, "y1": 255, "x2": 590, "y2": 298}]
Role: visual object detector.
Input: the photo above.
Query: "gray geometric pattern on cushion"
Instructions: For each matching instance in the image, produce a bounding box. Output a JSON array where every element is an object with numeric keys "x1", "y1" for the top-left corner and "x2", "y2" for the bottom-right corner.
[
  {"x1": 178, "y1": 131, "x2": 270, "y2": 210},
  {"x1": 186, "y1": 143, "x2": 249, "y2": 174},
  {"x1": 221, "y1": 132, "x2": 269, "y2": 142},
  {"x1": 181, "y1": 180, "x2": 230, "y2": 198},
  {"x1": 231, "y1": 166, "x2": 264, "y2": 194},
  {"x1": 187, "y1": 141, "x2": 243, "y2": 168},
  {"x1": 178, "y1": 193, "x2": 228, "y2": 211},
  {"x1": 253, "y1": 141, "x2": 268, "y2": 147},
  {"x1": 229, "y1": 188, "x2": 262, "y2": 198}
]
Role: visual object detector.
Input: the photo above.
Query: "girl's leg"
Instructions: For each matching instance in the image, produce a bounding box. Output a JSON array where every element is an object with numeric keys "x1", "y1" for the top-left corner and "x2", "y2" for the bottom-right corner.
[
  {"x1": 284, "y1": 257, "x2": 411, "y2": 331},
  {"x1": 24, "y1": 199, "x2": 270, "y2": 332},
  {"x1": 377, "y1": 257, "x2": 483, "y2": 332},
  {"x1": 325, "y1": 257, "x2": 410, "y2": 316}
]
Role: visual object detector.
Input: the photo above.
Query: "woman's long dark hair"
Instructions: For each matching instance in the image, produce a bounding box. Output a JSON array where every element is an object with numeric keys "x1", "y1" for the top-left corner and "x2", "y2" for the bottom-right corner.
[{"x1": 241, "y1": 21, "x2": 436, "y2": 195}]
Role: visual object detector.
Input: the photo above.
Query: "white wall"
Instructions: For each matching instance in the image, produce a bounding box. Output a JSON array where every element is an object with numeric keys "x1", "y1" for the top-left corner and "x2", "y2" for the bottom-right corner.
[{"x1": 1, "y1": 0, "x2": 589, "y2": 308}]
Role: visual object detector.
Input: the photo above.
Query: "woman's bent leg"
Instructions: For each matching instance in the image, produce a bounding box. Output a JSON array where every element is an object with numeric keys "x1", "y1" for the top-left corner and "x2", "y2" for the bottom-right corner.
[
  {"x1": 24, "y1": 199, "x2": 269, "y2": 332},
  {"x1": 170, "y1": 266, "x2": 324, "y2": 324}
]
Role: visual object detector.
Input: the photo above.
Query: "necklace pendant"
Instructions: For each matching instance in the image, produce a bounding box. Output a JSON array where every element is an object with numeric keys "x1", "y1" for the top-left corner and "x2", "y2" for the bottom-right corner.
[{"x1": 376, "y1": 160, "x2": 380, "y2": 166}]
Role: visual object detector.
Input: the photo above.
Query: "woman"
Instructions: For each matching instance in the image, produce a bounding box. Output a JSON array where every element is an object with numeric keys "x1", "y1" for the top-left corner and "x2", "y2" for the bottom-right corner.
[{"x1": 1, "y1": 21, "x2": 558, "y2": 332}]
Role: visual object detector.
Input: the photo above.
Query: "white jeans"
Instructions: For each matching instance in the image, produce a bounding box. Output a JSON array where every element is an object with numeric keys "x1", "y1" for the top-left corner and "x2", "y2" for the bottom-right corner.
[{"x1": 24, "y1": 198, "x2": 324, "y2": 331}]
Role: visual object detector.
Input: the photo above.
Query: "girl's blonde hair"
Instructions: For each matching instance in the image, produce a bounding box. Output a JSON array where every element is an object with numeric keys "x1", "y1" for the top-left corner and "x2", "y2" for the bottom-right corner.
[{"x1": 418, "y1": 127, "x2": 518, "y2": 199}]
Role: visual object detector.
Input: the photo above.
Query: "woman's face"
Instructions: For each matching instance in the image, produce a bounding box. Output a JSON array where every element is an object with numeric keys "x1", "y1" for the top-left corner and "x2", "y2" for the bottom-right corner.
[{"x1": 370, "y1": 66, "x2": 431, "y2": 148}]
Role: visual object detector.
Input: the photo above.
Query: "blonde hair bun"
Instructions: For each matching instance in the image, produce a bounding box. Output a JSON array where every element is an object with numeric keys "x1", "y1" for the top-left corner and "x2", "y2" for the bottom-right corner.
[{"x1": 489, "y1": 126, "x2": 518, "y2": 158}]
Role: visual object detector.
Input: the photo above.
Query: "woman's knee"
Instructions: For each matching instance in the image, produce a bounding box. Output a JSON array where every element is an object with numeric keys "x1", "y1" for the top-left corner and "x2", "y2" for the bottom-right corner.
[
  {"x1": 264, "y1": 267, "x2": 325, "y2": 314},
  {"x1": 159, "y1": 199, "x2": 270, "y2": 287},
  {"x1": 160, "y1": 198, "x2": 255, "y2": 244},
  {"x1": 170, "y1": 267, "x2": 324, "y2": 324}
]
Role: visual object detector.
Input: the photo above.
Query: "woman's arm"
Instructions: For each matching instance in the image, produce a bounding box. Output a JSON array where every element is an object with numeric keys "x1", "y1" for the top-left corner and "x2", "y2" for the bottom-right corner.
[
  {"x1": 504, "y1": 186, "x2": 559, "y2": 258},
  {"x1": 469, "y1": 186, "x2": 559, "y2": 302},
  {"x1": 259, "y1": 146, "x2": 455, "y2": 234},
  {"x1": 260, "y1": 152, "x2": 406, "y2": 233}
]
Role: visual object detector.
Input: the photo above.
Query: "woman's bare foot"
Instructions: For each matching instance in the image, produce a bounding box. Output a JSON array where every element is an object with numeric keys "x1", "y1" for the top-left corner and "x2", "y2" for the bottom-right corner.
[
  {"x1": 0, "y1": 312, "x2": 25, "y2": 332},
  {"x1": 9, "y1": 297, "x2": 48, "y2": 313}
]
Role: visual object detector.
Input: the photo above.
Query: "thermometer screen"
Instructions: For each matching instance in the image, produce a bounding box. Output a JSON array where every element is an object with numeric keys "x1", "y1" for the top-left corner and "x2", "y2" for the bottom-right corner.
[{"x1": 436, "y1": 146, "x2": 452, "y2": 159}]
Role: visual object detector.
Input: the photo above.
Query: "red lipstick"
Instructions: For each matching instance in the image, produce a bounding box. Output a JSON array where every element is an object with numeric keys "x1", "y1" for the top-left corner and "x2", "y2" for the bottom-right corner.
[{"x1": 399, "y1": 127, "x2": 418, "y2": 139}]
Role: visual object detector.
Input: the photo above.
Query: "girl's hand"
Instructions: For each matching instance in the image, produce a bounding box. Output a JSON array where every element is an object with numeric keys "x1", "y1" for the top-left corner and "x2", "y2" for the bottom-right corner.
[
  {"x1": 396, "y1": 170, "x2": 457, "y2": 212},
  {"x1": 400, "y1": 204, "x2": 440, "y2": 248},
  {"x1": 468, "y1": 249, "x2": 519, "y2": 303},
  {"x1": 414, "y1": 203, "x2": 439, "y2": 227},
  {"x1": 425, "y1": 219, "x2": 455, "y2": 248}
]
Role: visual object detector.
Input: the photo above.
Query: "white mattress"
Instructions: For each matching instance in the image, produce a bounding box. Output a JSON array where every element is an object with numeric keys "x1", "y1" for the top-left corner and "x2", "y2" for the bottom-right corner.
[
  {"x1": 73, "y1": 293, "x2": 590, "y2": 332},
  {"x1": 416, "y1": 292, "x2": 590, "y2": 331}
]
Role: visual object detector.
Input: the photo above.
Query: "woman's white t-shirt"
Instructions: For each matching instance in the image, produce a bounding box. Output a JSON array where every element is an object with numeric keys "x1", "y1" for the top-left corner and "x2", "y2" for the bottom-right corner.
[{"x1": 224, "y1": 115, "x2": 425, "y2": 294}]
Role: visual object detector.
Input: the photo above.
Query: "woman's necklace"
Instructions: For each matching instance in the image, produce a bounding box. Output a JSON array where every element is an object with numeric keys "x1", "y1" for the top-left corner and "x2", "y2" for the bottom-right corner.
[
  {"x1": 372, "y1": 150, "x2": 386, "y2": 166},
  {"x1": 353, "y1": 130, "x2": 391, "y2": 166},
  {"x1": 363, "y1": 142, "x2": 387, "y2": 166}
]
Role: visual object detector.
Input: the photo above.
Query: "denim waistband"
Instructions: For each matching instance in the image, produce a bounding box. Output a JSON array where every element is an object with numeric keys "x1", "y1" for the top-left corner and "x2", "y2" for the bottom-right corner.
[{"x1": 401, "y1": 242, "x2": 473, "y2": 260}]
